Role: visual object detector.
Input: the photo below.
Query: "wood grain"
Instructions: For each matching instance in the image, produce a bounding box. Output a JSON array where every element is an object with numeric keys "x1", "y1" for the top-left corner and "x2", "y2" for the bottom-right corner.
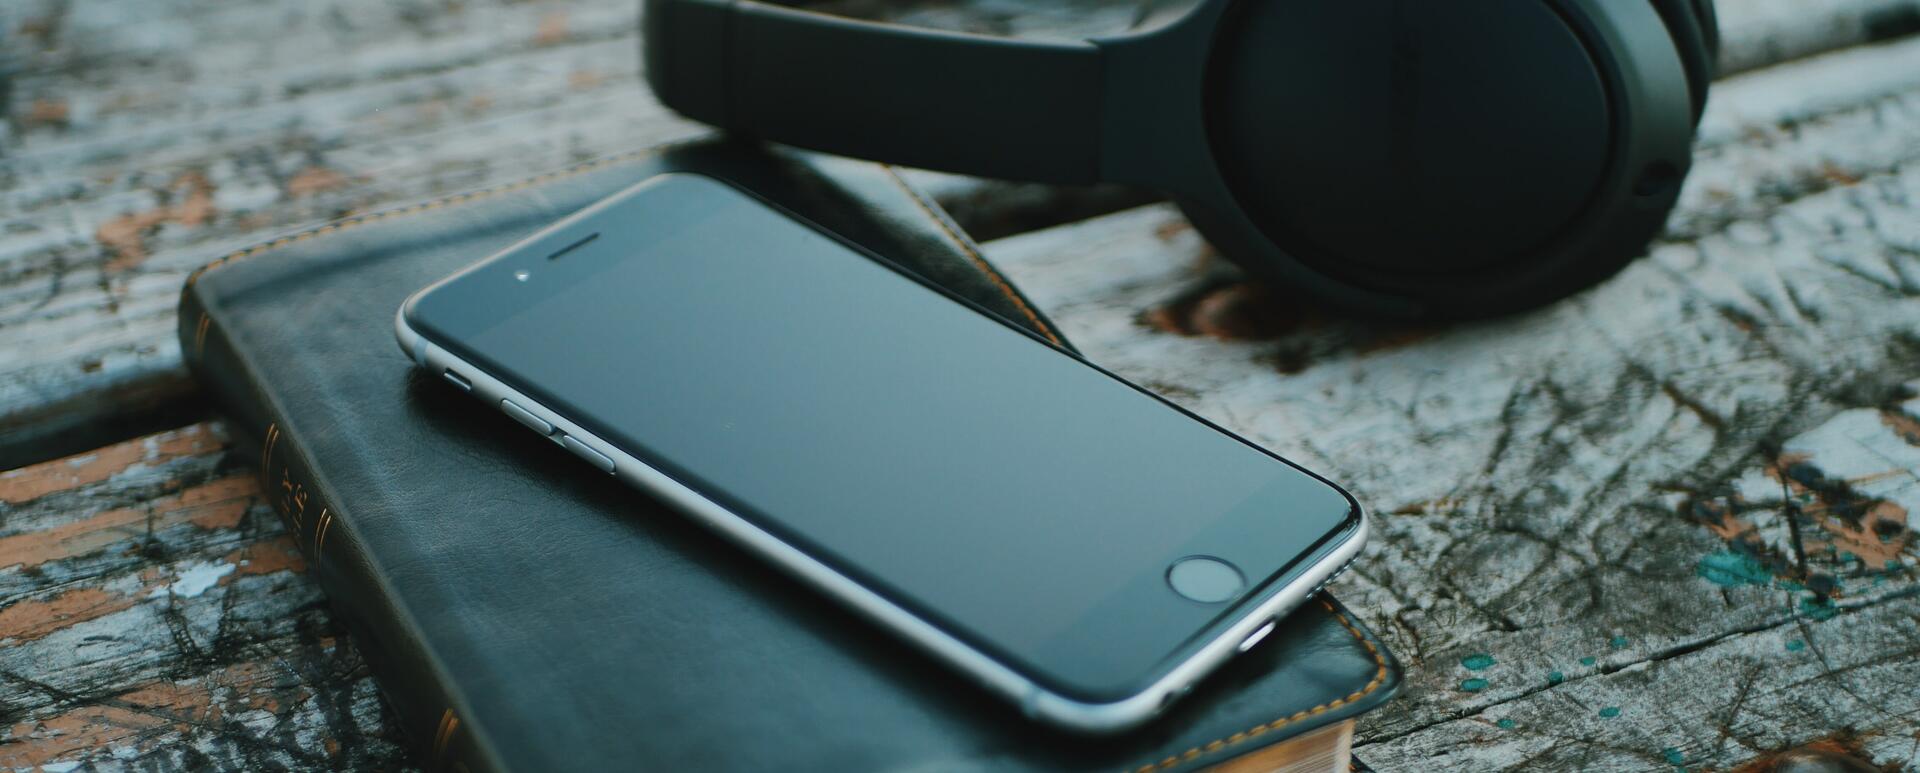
[
  {"x1": 0, "y1": 423, "x2": 409, "y2": 770},
  {"x1": 6, "y1": 1, "x2": 1920, "y2": 769},
  {"x1": 980, "y1": 35, "x2": 1920, "y2": 770},
  {"x1": 1, "y1": 0, "x2": 1914, "y2": 469}
]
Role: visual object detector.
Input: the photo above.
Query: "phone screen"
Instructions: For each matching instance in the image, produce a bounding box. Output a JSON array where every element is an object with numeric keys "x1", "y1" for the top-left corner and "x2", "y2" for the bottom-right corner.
[{"x1": 407, "y1": 175, "x2": 1358, "y2": 701}]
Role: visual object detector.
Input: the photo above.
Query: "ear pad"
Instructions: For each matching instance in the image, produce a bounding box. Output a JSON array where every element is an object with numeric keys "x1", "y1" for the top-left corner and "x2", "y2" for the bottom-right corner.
[
  {"x1": 1651, "y1": 0, "x2": 1718, "y2": 123},
  {"x1": 1206, "y1": 0, "x2": 1615, "y2": 277}
]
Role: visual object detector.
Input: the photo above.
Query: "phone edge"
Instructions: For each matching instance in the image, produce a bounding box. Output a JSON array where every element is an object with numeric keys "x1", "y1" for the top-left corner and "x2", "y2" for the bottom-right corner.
[
  {"x1": 396, "y1": 302, "x2": 1366, "y2": 735},
  {"x1": 387, "y1": 172, "x2": 1370, "y2": 734}
]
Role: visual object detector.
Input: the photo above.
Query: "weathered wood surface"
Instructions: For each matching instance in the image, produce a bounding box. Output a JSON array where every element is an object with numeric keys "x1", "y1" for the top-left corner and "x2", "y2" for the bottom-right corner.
[
  {"x1": 5, "y1": 0, "x2": 1920, "y2": 770},
  {"x1": 0, "y1": 0, "x2": 1149, "y2": 469},
  {"x1": 980, "y1": 32, "x2": 1920, "y2": 770},
  {"x1": 0, "y1": 424, "x2": 409, "y2": 770},
  {"x1": 0, "y1": 0, "x2": 1913, "y2": 470}
]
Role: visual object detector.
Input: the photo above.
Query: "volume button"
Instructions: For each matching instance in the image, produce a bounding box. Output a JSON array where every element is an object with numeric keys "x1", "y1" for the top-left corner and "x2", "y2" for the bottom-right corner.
[
  {"x1": 559, "y1": 435, "x2": 616, "y2": 474},
  {"x1": 499, "y1": 399, "x2": 554, "y2": 435}
]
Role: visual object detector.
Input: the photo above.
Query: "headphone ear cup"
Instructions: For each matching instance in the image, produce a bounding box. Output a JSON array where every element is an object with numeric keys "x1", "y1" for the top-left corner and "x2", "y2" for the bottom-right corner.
[
  {"x1": 1650, "y1": 0, "x2": 1718, "y2": 124},
  {"x1": 1692, "y1": 0, "x2": 1720, "y2": 63}
]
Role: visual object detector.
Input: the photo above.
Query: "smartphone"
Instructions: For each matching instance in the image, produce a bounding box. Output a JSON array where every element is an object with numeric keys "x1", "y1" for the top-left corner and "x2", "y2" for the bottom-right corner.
[{"x1": 395, "y1": 173, "x2": 1366, "y2": 733}]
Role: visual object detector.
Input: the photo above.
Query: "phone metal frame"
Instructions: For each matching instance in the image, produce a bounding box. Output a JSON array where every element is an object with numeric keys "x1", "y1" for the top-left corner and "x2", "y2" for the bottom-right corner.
[{"x1": 392, "y1": 178, "x2": 1369, "y2": 733}]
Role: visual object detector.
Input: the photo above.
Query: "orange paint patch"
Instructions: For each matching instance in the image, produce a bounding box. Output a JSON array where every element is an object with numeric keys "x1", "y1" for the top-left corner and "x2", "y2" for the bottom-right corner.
[
  {"x1": 1389, "y1": 497, "x2": 1471, "y2": 516},
  {"x1": 2, "y1": 442, "x2": 142, "y2": 505},
  {"x1": 1762, "y1": 452, "x2": 1914, "y2": 569},
  {"x1": 208, "y1": 659, "x2": 307, "y2": 721},
  {"x1": 0, "y1": 706, "x2": 166, "y2": 769},
  {"x1": 1763, "y1": 453, "x2": 1814, "y2": 491},
  {"x1": 96, "y1": 173, "x2": 219, "y2": 269},
  {"x1": 0, "y1": 424, "x2": 220, "y2": 504},
  {"x1": 1357, "y1": 325, "x2": 1443, "y2": 355},
  {"x1": 96, "y1": 208, "x2": 171, "y2": 265},
  {"x1": 568, "y1": 69, "x2": 605, "y2": 90},
  {"x1": 155, "y1": 423, "x2": 218, "y2": 454},
  {"x1": 24, "y1": 98, "x2": 70, "y2": 128},
  {"x1": 0, "y1": 587, "x2": 138, "y2": 642},
  {"x1": 1881, "y1": 409, "x2": 1920, "y2": 446},
  {"x1": 0, "y1": 475, "x2": 258, "y2": 570},
  {"x1": 119, "y1": 679, "x2": 215, "y2": 721},
  {"x1": 173, "y1": 174, "x2": 217, "y2": 227},
  {"x1": 1694, "y1": 497, "x2": 1759, "y2": 542},
  {"x1": 0, "y1": 505, "x2": 146, "y2": 570},
  {"x1": 1819, "y1": 162, "x2": 1862, "y2": 187},
  {"x1": 534, "y1": 11, "x2": 569, "y2": 45},
  {"x1": 1725, "y1": 732, "x2": 1880, "y2": 773},
  {"x1": 223, "y1": 534, "x2": 308, "y2": 579},
  {"x1": 178, "y1": 476, "x2": 257, "y2": 529},
  {"x1": 1144, "y1": 282, "x2": 1314, "y2": 341},
  {"x1": 0, "y1": 678, "x2": 223, "y2": 768},
  {"x1": 286, "y1": 166, "x2": 350, "y2": 198},
  {"x1": 1810, "y1": 500, "x2": 1912, "y2": 569}
]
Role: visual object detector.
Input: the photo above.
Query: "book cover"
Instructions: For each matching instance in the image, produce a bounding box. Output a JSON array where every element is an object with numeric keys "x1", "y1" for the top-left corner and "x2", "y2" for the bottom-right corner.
[{"x1": 178, "y1": 138, "x2": 1400, "y2": 771}]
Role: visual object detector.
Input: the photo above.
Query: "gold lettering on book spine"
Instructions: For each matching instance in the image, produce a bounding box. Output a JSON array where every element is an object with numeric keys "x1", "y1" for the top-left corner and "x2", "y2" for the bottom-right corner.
[
  {"x1": 261, "y1": 422, "x2": 279, "y2": 476},
  {"x1": 278, "y1": 466, "x2": 309, "y2": 532},
  {"x1": 260, "y1": 421, "x2": 336, "y2": 563},
  {"x1": 193, "y1": 313, "x2": 210, "y2": 360},
  {"x1": 313, "y1": 508, "x2": 334, "y2": 564},
  {"x1": 432, "y1": 708, "x2": 462, "y2": 771}
]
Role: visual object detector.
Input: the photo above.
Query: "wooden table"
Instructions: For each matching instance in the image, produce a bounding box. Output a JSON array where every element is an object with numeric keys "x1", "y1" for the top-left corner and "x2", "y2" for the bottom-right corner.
[{"x1": 4, "y1": 1, "x2": 1920, "y2": 769}]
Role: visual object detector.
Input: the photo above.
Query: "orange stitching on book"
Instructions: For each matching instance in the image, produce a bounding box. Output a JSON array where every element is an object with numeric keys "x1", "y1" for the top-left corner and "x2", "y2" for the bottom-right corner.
[
  {"x1": 880, "y1": 165, "x2": 1066, "y2": 348},
  {"x1": 1128, "y1": 599, "x2": 1389, "y2": 773},
  {"x1": 186, "y1": 138, "x2": 710, "y2": 285}
]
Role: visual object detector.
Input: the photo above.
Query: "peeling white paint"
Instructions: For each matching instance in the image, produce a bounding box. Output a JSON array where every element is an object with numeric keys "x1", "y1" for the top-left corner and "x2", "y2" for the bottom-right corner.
[{"x1": 149, "y1": 561, "x2": 235, "y2": 599}]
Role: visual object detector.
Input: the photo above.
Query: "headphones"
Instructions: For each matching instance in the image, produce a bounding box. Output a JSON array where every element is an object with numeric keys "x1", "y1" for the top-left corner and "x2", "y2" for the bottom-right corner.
[{"x1": 643, "y1": 0, "x2": 1718, "y2": 318}]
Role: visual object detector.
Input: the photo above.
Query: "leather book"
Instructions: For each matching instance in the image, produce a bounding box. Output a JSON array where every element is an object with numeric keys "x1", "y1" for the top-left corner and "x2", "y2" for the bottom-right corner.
[{"x1": 176, "y1": 138, "x2": 1401, "y2": 772}]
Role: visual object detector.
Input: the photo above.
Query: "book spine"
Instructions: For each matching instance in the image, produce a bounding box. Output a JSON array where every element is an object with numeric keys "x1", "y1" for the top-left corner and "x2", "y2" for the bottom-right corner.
[{"x1": 178, "y1": 288, "x2": 497, "y2": 773}]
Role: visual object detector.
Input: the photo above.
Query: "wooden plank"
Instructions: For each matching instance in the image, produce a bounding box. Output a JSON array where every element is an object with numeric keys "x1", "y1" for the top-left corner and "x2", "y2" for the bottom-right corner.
[
  {"x1": 1, "y1": 0, "x2": 1914, "y2": 468},
  {"x1": 0, "y1": 0, "x2": 1139, "y2": 468},
  {"x1": 978, "y1": 47, "x2": 1920, "y2": 773},
  {"x1": 0, "y1": 423, "x2": 410, "y2": 770},
  {"x1": 5, "y1": 3, "x2": 1919, "y2": 769},
  {"x1": 1716, "y1": 0, "x2": 1920, "y2": 76}
]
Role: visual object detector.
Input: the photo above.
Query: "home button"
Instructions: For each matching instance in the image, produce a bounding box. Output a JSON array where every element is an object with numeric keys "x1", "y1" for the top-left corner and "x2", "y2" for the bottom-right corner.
[{"x1": 1167, "y1": 556, "x2": 1244, "y2": 604}]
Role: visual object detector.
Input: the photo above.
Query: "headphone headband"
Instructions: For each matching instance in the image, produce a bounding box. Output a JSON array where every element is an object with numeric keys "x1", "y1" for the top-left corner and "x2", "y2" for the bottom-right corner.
[
  {"x1": 644, "y1": 0, "x2": 1106, "y2": 183},
  {"x1": 645, "y1": 0, "x2": 1715, "y2": 319}
]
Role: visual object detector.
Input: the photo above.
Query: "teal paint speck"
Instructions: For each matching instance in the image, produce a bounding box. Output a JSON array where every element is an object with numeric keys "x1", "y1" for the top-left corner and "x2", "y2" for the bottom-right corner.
[
  {"x1": 1664, "y1": 748, "x2": 1685, "y2": 765},
  {"x1": 1598, "y1": 706, "x2": 1621, "y2": 718},
  {"x1": 1696, "y1": 550, "x2": 1771, "y2": 587},
  {"x1": 1496, "y1": 719, "x2": 1516, "y2": 729},
  {"x1": 1579, "y1": 656, "x2": 1597, "y2": 667},
  {"x1": 1460, "y1": 678, "x2": 1489, "y2": 692},
  {"x1": 1799, "y1": 597, "x2": 1839, "y2": 620},
  {"x1": 1462, "y1": 653, "x2": 1496, "y2": 671},
  {"x1": 1547, "y1": 671, "x2": 1565, "y2": 685},
  {"x1": 1610, "y1": 635, "x2": 1630, "y2": 649},
  {"x1": 1786, "y1": 639, "x2": 1806, "y2": 652}
]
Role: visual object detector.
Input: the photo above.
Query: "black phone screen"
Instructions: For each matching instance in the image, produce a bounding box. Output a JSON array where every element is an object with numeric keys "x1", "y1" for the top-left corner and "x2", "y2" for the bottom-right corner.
[{"x1": 407, "y1": 175, "x2": 1358, "y2": 701}]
